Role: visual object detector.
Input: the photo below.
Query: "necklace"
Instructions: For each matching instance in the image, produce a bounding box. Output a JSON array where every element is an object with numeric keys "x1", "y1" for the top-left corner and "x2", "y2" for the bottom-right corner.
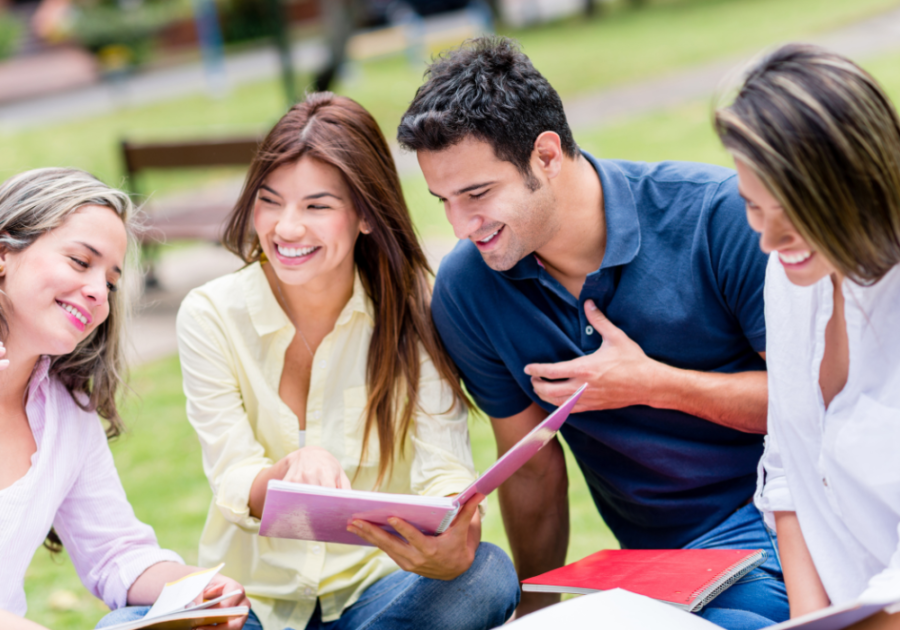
[{"x1": 272, "y1": 274, "x2": 315, "y2": 360}]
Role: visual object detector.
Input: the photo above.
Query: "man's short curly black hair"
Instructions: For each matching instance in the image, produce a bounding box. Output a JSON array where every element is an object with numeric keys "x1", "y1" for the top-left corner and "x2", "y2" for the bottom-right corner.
[{"x1": 397, "y1": 36, "x2": 578, "y2": 187}]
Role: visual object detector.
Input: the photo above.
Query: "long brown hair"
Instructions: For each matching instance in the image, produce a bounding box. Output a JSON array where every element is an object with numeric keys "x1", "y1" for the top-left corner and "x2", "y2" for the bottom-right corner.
[
  {"x1": 223, "y1": 92, "x2": 470, "y2": 486},
  {"x1": 715, "y1": 43, "x2": 900, "y2": 284}
]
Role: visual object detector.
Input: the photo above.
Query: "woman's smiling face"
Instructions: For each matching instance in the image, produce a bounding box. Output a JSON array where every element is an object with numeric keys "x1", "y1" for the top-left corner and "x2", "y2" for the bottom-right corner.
[
  {"x1": 253, "y1": 157, "x2": 365, "y2": 291},
  {"x1": 0, "y1": 204, "x2": 127, "y2": 358},
  {"x1": 735, "y1": 159, "x2": 837, "y2": 286}
]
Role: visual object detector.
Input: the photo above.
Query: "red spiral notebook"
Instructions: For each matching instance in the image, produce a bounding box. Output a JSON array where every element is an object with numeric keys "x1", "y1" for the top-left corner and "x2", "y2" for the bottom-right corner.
[{"x1": 521, "y1": 548, "x2": 766, "y2": 612}]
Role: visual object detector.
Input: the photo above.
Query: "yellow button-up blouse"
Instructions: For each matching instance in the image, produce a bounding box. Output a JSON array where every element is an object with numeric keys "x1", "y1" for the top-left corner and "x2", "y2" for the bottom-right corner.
[{"x1": 176, "y1": 262, "x2": 477, "y2": 630}]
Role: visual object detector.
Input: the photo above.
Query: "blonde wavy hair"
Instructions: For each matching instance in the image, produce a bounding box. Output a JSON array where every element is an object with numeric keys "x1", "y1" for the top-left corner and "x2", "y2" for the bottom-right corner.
[
  {"x1": 0, "y1": 168, "x2": 138, "y2": 437},
  {"x1": 715, "y1": 43, "x2": 900, "y2": 284}
]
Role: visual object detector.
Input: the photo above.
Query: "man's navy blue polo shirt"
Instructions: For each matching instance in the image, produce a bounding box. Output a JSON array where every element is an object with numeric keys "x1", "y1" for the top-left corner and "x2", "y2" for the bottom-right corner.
[{"x1": 432, "y1": 153, "x2": 768, "y2": 550}]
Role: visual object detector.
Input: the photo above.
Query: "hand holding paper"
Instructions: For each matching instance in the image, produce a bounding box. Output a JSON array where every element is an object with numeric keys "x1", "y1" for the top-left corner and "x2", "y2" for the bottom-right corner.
[{"x1": 104, "y1": 564, "x2": 249, "y2": 630}]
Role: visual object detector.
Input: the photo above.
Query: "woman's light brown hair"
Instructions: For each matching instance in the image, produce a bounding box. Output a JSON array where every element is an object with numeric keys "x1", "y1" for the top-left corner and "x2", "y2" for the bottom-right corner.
[
  {"x1": 223, "y1": 92, "x2": 470, "y2": 486},
  {"x1": 715, "y1": 43, "x2": 900, "y2": 284}
]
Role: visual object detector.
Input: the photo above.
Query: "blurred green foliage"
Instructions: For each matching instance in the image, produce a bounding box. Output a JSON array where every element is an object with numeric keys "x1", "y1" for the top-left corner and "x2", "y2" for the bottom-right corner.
[
  {"x1": 0, "y1": 10, "x2": 24, "y2": 60},
  {"x1": 71, "y1": 0, "x2": 191, "y2": 67}
]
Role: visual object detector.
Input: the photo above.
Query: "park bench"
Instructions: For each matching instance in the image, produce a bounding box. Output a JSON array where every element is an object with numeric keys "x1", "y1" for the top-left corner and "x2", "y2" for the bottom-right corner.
[{"x1": 121, "y1": 136, "x2": 259, "y2": 285}]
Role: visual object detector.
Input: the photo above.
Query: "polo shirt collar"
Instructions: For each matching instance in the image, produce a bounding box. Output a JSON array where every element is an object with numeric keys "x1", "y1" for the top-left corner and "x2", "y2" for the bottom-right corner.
[
  {"x1": 586, "y1": 152, "x2": 641, "y2": 270},
  {"x1": 500, "y1": 151, "x2": 641, "y2": 281},
  {"x1": 242, "y1": 261, "x2": 373, "y2": 338}
]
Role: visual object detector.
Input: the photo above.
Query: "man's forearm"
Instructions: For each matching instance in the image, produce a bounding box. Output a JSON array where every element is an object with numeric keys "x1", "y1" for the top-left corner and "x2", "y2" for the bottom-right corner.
[
  {"x1": 498, "y1": 438, "x2": 570, "y2": 616},
  {"x1": 646, "y1": 363, "x2": 768, "y2": 433}
]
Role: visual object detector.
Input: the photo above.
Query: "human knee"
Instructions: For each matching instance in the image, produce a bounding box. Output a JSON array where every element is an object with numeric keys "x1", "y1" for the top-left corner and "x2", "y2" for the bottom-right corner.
[
  {"x1": 466, "y1": 543, "x2": 520, "y2": 609},
  {"x1": 95, "y1": 606, "x2": 151, "y2": 628}
]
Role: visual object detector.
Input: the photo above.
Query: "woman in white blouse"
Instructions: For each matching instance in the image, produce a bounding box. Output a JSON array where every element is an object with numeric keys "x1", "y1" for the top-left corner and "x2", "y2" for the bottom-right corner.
[
  {"x1": 176, "y1": 93, "x2": 519, "y2": 630},
  {"x1": 715, "y1": 44, "x2": 900, "y2": 627},
  {"x1": 0, "y1": 168, "x2": 248, "y2": 629}
]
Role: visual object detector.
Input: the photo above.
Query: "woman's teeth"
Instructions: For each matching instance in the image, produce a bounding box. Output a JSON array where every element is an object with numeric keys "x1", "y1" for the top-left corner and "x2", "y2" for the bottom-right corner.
[
  {"x1": 277, "y1": 245, "x2": 318, "y2": 258},
  {"x1": 778, "y1": 250, "x2": 812, "y2": 265},
  {"x1": 59, "y1": 302, "x2": 87, "y2": 325},
  {"x1": 478, "y1": 230, "x2": 500, "y2": 244}
]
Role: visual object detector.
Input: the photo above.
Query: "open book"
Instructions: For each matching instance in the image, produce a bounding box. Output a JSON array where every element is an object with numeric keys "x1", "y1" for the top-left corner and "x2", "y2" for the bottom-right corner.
[
  {"x1": 521, "y1": 548, "x2": 766, "y2": 612},
  {"x1": 101, "y1": 564, "x2": 248, "y2": 630},
  {"x1": 259, "y1": 385, "x2": 586, "y2": 545},
  {"x1": 767, "y1": 594, "x2": 900, "y2": 630}
]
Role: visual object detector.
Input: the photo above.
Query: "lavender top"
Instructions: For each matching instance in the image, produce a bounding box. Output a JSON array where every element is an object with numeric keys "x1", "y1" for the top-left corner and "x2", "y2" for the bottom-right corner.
[{"x1": 0, "y1": 357, "x2": 182, "y2": 616}]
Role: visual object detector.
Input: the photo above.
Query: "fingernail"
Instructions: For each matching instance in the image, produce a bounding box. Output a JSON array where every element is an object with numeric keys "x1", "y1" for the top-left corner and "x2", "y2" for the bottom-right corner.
[
  {"x1": 585, "y1": 300, "x2": 597, "y2": 311},
  {"x1": 523, "y1": 366, "x2": 531, "y2": 375}
]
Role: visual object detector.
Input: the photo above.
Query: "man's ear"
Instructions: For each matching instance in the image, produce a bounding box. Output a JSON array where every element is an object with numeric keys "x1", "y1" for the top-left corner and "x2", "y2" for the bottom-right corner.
[{"x1": 532, "y1": 131, "x2": 564, "y2": 180}]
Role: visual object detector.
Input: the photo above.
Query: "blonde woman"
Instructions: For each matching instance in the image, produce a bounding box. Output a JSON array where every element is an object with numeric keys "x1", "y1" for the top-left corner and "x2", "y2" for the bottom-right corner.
[
  {"x1": 0, "y1": 168, "x2": 248, "y2": 630},
  {"x1": 716, "y1": 45, "x2": 900, "y2": 628}
]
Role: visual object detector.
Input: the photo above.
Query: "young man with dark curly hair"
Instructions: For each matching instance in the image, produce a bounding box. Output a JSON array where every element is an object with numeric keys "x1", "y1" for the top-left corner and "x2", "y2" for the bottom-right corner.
[{"x1": 398, "y1": 37, "x2": 786, "y2": 630}]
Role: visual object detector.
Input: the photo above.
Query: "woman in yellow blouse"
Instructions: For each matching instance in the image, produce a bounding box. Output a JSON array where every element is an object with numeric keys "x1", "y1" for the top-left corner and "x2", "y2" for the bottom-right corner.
[{"x1": 176, "y1": 93, "x2": 519, "y2": 630}]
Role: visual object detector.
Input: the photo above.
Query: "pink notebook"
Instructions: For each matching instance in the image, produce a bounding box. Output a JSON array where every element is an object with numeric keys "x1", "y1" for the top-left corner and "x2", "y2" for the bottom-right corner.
[{"x1": 259, "y1": 384, "x2": 586, "y2": 546}]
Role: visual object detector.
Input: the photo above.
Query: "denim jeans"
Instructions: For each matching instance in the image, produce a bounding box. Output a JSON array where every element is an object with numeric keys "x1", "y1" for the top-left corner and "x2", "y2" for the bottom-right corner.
[
  {"x1": 95, "y1": 542, "x2": 519, "y2": 630},
  {"x1": 683, "y1": 503, "x2": 789, "y2": 630}
]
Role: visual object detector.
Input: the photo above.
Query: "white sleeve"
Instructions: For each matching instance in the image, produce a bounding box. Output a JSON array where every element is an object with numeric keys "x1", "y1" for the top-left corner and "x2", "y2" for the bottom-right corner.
[
  {"x1": 754, "y1": 253, "x2": 796, "y2": 529},
  {"x1": 754, "y1": 429, "x2": 795, "y2": 530},
  {"x1": 53, "y1": 412, "x2": 182, "y2": 610},
  {"x1": 859, "y1": 547, "x2": 900, "y2": 604}
]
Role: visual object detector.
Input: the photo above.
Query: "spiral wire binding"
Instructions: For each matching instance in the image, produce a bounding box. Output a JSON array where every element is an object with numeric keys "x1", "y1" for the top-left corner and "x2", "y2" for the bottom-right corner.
[{"x1": 687, "y1": 550, "x2": 768, "y2": 612}]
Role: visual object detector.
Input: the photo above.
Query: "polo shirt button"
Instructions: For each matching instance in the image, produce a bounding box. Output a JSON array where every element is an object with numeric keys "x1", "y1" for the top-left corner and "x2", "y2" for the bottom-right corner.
[
  {"x1": 319, "y1": 361, "x2": 327, "y2": 369},
  {"x1": 313, "y1": 410, "x2": 321, "y2": 420},
  {"x1": 586, "y1": 325, "x2": 594, "y2": 335},
  {"x1": 304, "y1": 587, "x2": 314, "y2": 597},
  {"x1": 312, "y1": 544, "x2": 321, "y2": 554}
]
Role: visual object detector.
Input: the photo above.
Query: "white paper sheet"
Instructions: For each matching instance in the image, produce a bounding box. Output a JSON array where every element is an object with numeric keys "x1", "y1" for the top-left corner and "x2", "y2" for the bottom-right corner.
[
  {"x1": 143, "y1": 563, "x2": 224, "y2": 620},
  {"x1": 506, "y1": 589, "x2": 721, "y2": 629}
]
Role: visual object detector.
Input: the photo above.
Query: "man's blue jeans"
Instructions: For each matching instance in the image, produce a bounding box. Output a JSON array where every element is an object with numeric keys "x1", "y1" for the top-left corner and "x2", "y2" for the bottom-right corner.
[
  {"x1": 96, "y1": 542, "x2": 519, "y2": 630},
  {"x1": 683, "y1": 503, "x2": 789, "y2": 630}
]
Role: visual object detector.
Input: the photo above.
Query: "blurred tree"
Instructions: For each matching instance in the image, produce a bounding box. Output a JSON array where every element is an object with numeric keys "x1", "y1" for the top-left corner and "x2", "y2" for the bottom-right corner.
[
  {"x1": 265, "y1": 0, "x2": 295, "y2": 105},
  {"x1": 220, "y1": 0, "x2": 269, "y2": 43}
]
